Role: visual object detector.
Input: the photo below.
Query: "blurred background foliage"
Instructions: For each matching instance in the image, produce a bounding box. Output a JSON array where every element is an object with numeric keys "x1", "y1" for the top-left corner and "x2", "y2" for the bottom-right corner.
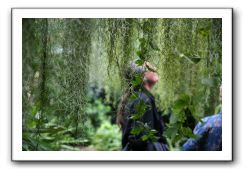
[{"x1": 22, "y1": 18, "x2": 222, "y2": 151}]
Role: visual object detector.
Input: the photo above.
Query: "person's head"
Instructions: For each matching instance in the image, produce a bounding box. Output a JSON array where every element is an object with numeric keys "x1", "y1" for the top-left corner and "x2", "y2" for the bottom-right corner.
[
  {"x1": 143, "y1": 62, "x2": 159, "y2": 91},
  {"x1": 126, "y1": 61, "x2": 159, "y2": 91},
  {"x1": 143, "y1": 71, "x2": 159, "y2": 91}
]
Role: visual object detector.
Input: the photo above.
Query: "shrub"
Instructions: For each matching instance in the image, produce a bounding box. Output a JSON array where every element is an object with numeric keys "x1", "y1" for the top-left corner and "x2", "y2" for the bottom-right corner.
[{"x1": 92, "y1": 121, "x2": 121, "y2": 151}]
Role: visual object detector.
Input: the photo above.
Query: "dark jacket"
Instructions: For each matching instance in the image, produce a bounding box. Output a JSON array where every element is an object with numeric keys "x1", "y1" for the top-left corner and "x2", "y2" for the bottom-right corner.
[{"x1": 122, "y1": 89, "x2": 168, "y2": 151}]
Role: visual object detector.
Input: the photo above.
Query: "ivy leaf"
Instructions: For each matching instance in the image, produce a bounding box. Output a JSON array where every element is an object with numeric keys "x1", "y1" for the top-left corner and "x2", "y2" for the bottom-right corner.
[
  {"x1": 136, "y1": 51, "x2": 142, "y2": 57},
  {"x1": 141, "y1": 130, "x2": 157, "y2": 142},
  {"x1": 169, "y1": 113, "x2": 178, "y2": 124},
  {"x1": 164, "y1": 125, "x2": 178, "y2": 140},
  {"x1": 173, "y1": 93, "x2": 190, "y2": 115},
  {"x1": 135, "y1": 59, "x2": 144, "y2": 66},
  {"x1": 130, "y1": 101, "x2": 148, "y2": 120},
  {"x1": 131, "y1": 126, "x2": 143, "y2": 135},
  {"x1": 173, "y1": 99, "x2": 186, "y2": 114},
  {"x1": 129, "y1": 93, "x2": 139, "y2": 101},
  {"x1": 181, "y1": 127, "x2": 197, "y2": 139},
  {"x1": 141, "y1": 135, "x2": 149, "y2": 141},
  {"x1": 129, "y1": 114, "x2": 141, "y2": 120},
  {"x1": 135, "y1": 101, "x2": 147, "y2": 115},
  {"x1": 132, "y1": 75, "x2": 143, "y2": 87},
  {"x1": 172, "y1": 134, "x2": 182, "y2": 145}
]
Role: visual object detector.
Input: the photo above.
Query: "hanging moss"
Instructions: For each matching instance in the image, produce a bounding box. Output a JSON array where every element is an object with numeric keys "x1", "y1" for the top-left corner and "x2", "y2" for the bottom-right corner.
[{"x1": 22, "y1": 18, "x2": 222, "y2": 150}]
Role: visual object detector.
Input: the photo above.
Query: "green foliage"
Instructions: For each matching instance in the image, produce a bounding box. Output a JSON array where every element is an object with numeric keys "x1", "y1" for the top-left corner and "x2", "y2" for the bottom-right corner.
[
  {"x1": 86, "y1": 99, "x2": 111, "y2": 128},
  {"x1": 127, "y1": 38, "x2": 159, "y2": 142},
  {"x1": 22, "y1": 119, "x2": 89, "y2": 151},
  {"x1": 130, "y1": 101, "x2": 148, "y2": 120},
  {"x1": 22, "y1": 18, "x2": 222, "y2": 151},
  {"x1": 131, "y1": 74, "x2": 143, "y2": 87},
  {"x1": 131, "y1": 122, "x2": 158, "y2": 142},
  {"x1": 92, "y1": 121, "x2": 121, "y2": 151},
  {"x1": 22, "y1": 18, "x2": 93, "y2": 150}
]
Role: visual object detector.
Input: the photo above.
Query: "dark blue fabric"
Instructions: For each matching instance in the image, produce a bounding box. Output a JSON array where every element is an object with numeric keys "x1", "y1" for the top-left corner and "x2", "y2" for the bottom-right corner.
[{"x1": 183, "y1": 113, "x2": 222, "y2": 151}]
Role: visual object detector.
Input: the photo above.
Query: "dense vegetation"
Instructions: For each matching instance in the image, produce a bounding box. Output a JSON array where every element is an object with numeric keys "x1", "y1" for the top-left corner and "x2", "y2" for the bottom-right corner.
[{"x1": 22, "y1": 18, "x2": 222, "y2": 151}]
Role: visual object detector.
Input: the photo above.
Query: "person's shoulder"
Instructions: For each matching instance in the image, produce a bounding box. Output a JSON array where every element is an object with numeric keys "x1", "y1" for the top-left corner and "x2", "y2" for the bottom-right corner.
[
  {"x1": 196, "y1": 113, "x2": 222, "y2": 130},
  {"x1": 201, "y1": 113, "x2": 221, "y2": 123},
  {"x1": 210, "y1": 113, "x2": 222, "y2": 127},
  {"x1": 138, "y1": 91, "x2": 153, "y2": 104},
  {"x1": 205, "y1": 113, "x2": 222, "y2": 124},
  {"x1": 126, "y1": 92, "x2": 150, "y2": 106}
]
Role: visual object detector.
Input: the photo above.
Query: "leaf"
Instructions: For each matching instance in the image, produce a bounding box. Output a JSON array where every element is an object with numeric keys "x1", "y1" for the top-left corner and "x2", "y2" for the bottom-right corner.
[
  {"x1": 59, "y1": 139, "x2": 89, "y2": 145},
  {"x1": 136, "y1": 51, "x2": 142, "y2": 57},
  {"x1": 183, "y1": 55, "x2": 201, "y2": 64},
  {"x1": 169, "y1": 113, "x2": 178, "y2": 124},
  {"x1": 141, "y1": 135, "x2": 149, "y2": 141},
  {"x1": 181, "y1": 127, "x2": 197, "y2": 139},
  {"x1": 129, "y1": 93, "x2": 139, "y2": 101},
  {"x1": 135, "y1": 101, "x2": 147, "y2": 115},
  {"x1": 60, "y1": 145, "x2": 80, "y2": 151},
  {"x1": 190, "y1": 56, "x2": 201, "y2": 64},
  {"x1": 35, "y1": 111, "x2": 42, "y2": 120},
  {"x1": 173, "y1": 99, "x2": 186, "y2": 112},
  {"x1": 173, "y1": 93, "x2": 191, "y2": 114},
  {"x1": 132, "y1": 75, "x2": 143, "y2": 87},
  {"x1": 164, "y1": 126, "x2": 178, "y2": 140},
  {"x1": 172, "y1": 134, "x2": 182, "y2": 145},
  {"x1": 141, "y1": 129, "x2": 157, "y2": 142},
  {"x1": 131, "y1": 126, "x2": 143, "y2": 135},
  {"x1": 135, "y1": 59, "x2": 145, "y2": 66}
]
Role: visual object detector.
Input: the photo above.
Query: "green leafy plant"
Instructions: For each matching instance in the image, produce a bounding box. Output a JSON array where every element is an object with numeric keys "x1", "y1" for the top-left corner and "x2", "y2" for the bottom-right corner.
[
  {"x1": 22, "y1": 18, "x2": 222, "y2": 151},
  {"x1": 92, "y1": 121, "x2": 121, "y2": 151}
]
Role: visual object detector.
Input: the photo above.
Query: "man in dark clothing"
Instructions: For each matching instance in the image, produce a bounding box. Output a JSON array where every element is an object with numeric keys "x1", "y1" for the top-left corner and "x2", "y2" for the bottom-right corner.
[
  {"x1": 119, "y1": 62, "x2": 168, "y2": 151},
  {"x1": 122, "y1": 89, "x2": 168, "y2": 151}
]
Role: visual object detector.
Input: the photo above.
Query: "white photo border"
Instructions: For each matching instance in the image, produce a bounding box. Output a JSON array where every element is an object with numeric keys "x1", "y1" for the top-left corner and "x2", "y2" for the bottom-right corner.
[{"x1": 12, "y1": 8, "x2": 233, "y2": 161}]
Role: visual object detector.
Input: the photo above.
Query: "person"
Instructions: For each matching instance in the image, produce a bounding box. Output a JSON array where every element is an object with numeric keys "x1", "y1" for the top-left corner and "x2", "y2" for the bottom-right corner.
[
  {"x1": 116, "y1": 61, "x2": 168, "y2": 151},
  {"x1": 182, "y1": 85, "x2": 222, "y2": 151}
]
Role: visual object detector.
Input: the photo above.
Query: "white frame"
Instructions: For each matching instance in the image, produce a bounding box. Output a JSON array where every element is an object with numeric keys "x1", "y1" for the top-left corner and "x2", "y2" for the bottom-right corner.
[{"x1": 12, "y1": 8, "x2": 233, "y2": 161}]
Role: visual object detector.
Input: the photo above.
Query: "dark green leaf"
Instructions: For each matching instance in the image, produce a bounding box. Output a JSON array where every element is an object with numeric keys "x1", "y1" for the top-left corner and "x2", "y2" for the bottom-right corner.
[
  {"x1": 135, "y1": 59, "x2": 145, "y2": 66},
  {"x1": 132, "y1": 75, "x2": 143, "y2": 87}
]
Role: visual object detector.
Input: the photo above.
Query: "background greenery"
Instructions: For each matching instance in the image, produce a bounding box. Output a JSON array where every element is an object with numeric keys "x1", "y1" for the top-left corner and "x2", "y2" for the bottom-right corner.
[{"x1": 22, "y1": 18, "x2": 222, "y2": 151}]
